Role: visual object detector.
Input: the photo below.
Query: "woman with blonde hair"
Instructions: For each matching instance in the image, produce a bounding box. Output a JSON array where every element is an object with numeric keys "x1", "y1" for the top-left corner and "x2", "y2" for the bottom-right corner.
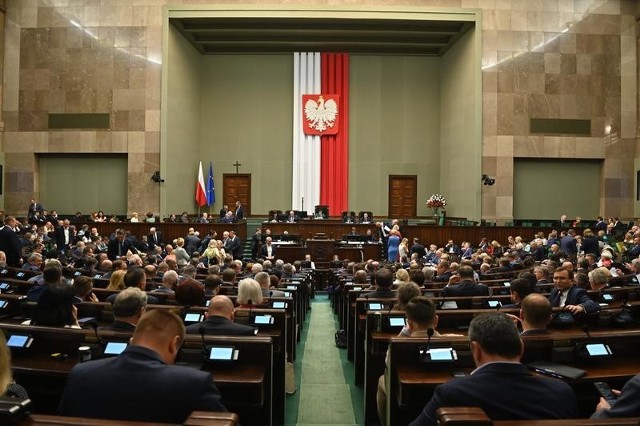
[
  {"x1": 106, "y1": 269, "x2": 126, "y2": 291},
  {"x1": 203, "y1": 240, "x2": 221, "y2": 266},
  {"x1": 0, "y1": 332, "x2": 28, "y2": 398},
  {"x1": 236, "y1": 278, "x2": 264, "y2": 308},
  {"x1": 398, "y1": 238, "x2": 409, "y2": 261},
  {"x1": 174, "y1": 237, "x2": 190, "y2": 268},
  {"x1": 394, "y1": 268, "x2": 410, "y2": 286}
]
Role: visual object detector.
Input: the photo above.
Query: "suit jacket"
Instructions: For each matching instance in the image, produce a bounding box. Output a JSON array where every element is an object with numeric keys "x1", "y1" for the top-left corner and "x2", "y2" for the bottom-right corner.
[
  {"x1": 58, "y1": 345, "x2": 226, "y2": 423},
  {"x1": 364, "y1": 288, "x2": 396, "y2": 299},
  {"x1": 54, "y1": 226, "x2": 73, "y2": 252},
  {"x1": 106, "y1": 238, "x2": 137, "y2": 261},
  {"x1": 185, "y1": 315, "x2": 256, "y2": 336},
  {"x1": 261, "y1": 244, "x2": 277, "y2": 259},
  {"x1": 147, "y1": 231, "x2": 163, "y2": 250},
  {"x1": 560, "y1": 235, "x2": 577, "y2": 255},
  {"x1": 235, "y1": 206, "x2": 244, "y2": 220},
  {"x1": 0, "y1": 226, "x2": 22, "y2": 267},
  {"x1": 548, "y1": 286, "x2": 600, "y2": 314},
  {"x1": 409, "y1": 362, "x2": 577, "y2": 425},
  {"x1": 410, "y1": 244, "x2": 427, "y2": 259},
  {"x1": 185, "y1": 235, "x2": 201, "y2": 255},
  {"x1": 441, "y1": 280, "x2": 489, "y2": 297},
  {"x1": 591, "y1": 373, "x2": 640, "y2": 419}
]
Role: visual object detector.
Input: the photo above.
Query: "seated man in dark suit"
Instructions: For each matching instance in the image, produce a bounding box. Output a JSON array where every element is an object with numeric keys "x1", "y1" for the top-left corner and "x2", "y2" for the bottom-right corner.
[
  {"x1": 365, "y1": 267, "x2": 396, "y2": 299},
  {"x1": 433, "y1": 261, "x2": 452, "y2": 282},
  {"x1": 548, "y1": 266, "x2": 600, "y2": 314},
  {"x1": 59, "y1": 310, "x2": 227, "y2": 423},
  {"x1": 108, "y1": 287, "x2": 147, "y2": 332},
  {"x1": 409, "y1": 313, "x2": 577, "y2": 425},
  {"x1": 441, "y1": 266, "x2": 489, "y2": 297},
  {"x1": 186, "y1": 295, "x2": 257, "y2": 336}
]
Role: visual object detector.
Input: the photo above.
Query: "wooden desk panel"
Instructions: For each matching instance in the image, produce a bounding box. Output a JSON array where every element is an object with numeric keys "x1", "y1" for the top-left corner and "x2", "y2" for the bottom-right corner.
[{"x1": 263, "y1": 222, "x2": 560, "y2": 248}]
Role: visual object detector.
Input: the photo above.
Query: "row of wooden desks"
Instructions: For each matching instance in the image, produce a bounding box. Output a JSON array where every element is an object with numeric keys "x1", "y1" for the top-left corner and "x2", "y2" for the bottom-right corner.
[
  {"x1": 383, "y1": 329, "x2": 640, "y2": 425},
  {"x1": 0, "y1": 321, "x2": 274, "y2": 425}
]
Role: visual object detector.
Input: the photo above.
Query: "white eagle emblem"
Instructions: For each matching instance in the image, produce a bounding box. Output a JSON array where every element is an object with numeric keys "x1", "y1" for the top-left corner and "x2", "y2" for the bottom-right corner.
[{"x1": 304, "y1": 96, "x2": 338, "y2": 132}]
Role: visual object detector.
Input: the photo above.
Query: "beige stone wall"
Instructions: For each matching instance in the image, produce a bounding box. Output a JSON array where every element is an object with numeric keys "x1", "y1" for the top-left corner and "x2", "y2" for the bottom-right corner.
[{"x1": 2, "y1": 0, "x2": 638, "y2": 220}]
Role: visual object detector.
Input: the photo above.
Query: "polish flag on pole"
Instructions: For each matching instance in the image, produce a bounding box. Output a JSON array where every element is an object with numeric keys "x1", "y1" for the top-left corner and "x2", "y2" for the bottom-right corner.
[{"x1": 195, "y1": 161, "x2": 207, "y2": 207}]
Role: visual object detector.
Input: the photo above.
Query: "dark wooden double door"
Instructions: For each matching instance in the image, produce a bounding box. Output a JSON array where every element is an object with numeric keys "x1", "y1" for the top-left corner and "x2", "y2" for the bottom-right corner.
[
  {"x1": 388, "y1": 175, "x2": 417, "y2": 218},
  {"x1": 223, "y1": 174, "x2": 251, "y2": 217}
]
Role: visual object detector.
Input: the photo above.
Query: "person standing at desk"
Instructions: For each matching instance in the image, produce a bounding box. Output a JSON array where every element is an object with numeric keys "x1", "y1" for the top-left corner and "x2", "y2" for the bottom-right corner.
[{"x1": 387, "y1": 230, "x2": 400, "y2": 262}]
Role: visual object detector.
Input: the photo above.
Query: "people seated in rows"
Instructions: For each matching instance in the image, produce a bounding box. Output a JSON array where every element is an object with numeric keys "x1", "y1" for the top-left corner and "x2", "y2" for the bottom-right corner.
[
  {"x1": 442, "y1": 265, "x2": 489, "y2": 297},
  {"x1": 377, "y1": 296, "x2": 461, "y2": 424},
  {"x1": 409, "y1": 313, "x2": 577, "y2": 425},
  {"x1": 365, "y1": 268, "x2": 396, "y2": 299},
  {"x1": 59, "y1": 310, "x2": 227, "y2": 423},
  {"x1": 186, "y1": 295, "x2": 256, "y2": 336}
]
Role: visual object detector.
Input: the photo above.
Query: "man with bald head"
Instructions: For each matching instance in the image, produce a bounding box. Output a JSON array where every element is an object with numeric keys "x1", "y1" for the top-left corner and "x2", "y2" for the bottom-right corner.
[
  {"x1": 186, "y1": 295, "x2": 257, "y2": 336},
  {"x1": 59, "y1": 310, "x2": 227, "y2": 423}
]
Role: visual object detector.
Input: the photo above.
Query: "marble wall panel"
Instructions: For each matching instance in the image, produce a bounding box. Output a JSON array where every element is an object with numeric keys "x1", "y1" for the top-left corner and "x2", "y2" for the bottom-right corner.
[{"x1": 0, "y1": 0, "x2": 637, "y2": 220}]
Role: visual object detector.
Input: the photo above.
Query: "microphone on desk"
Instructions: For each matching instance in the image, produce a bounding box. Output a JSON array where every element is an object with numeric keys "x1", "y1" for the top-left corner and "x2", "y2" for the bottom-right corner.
[
  {"x1": 426, "y1": 327, "x2": 434, "y2": 350},
  {"x1": 438, "y1": 291, "x2": 446, "y2": 309},
  {"x1": 200, "y1": 324, "x2": 208, "y2": 357},
  {"x1": 90, "y1": 321, "x2": 105, "y2": 349},
  {"x1": 581, "y1": 322, "x2": 591, "y2": 341}
]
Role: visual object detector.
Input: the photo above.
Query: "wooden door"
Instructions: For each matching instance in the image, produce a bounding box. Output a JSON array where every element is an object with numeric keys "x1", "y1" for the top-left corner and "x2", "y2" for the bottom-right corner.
[
  {"x1": 223, "y1": 174, "x2": 251, "y2": 217},
  {"x1": 388, "y1": 175, "x2": 417, "y2": 218}
]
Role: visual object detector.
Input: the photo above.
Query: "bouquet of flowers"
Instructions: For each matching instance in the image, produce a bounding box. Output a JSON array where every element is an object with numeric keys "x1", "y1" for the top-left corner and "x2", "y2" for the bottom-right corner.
[{"x1": 426, "y1": 194, "x2": 446, "y2": 214}]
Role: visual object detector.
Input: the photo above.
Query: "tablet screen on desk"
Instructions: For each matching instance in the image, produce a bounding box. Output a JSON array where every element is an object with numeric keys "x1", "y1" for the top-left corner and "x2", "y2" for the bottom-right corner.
[
  {"x1": 388, "y1": 317, "x2": 406, "y2": 327},
  {"x1": 586, "y1": 343, "x2": 611, "y2": 357},
  {"x1": 104, "y1": 342, "x2": 127, "y2": 356},
  {"x1": 0, "y1": 283, "x2": 9, "y2": 290},
  {"x1": 7, "y1": 335, "x2": 32, "y2": 348},
  {"x1": 253, "y1": 315, "x2": 273, "y2": 325},
  {"x1": 272, "y1": 301, "x2": 286, "y2": 309},
  {"x1": 503, "y1": 282, "x2": 510, "y2": 288},
  {"x1": 601, "y1": 293, "x2": 614, "y2": 301},
  {"x1": 368, "y1": 303, "x2": 382, "y2": 311},
  {"x1": 209, "y1": 346, "x2": 236, "y2": 361},
  {"x1": 15, "y1": 272, "x2": 25, "y2": 278},
  {"x1": 0, "y1": 300, "x2": 7, "y2": 309},
  {"x1": 487, "y1": 300, "x2": 501, "y2": 308},
  {"x1": 183, "y1": 313, "x2": 203, "y2": 323},
  {"x1": 440, "y1": 301, "x2": 458, "y2": 310},
  {"x1": 283, "y1": 292, "x2": 291, "y2": 297}
]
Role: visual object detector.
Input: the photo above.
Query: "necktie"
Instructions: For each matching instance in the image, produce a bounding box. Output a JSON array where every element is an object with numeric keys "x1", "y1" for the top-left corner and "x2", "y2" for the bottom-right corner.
[
  {"x1": 559, "y1": 291, "x2": 567, "y2": 307},
  {"x1": 118, "y1": 242, "x2": 123, "y2": 256}
]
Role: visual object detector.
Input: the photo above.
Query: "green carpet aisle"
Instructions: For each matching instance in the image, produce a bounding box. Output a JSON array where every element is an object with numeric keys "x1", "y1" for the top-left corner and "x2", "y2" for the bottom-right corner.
[{"x1": 285, "y1": 295, "x2": 363, "y2": 425}]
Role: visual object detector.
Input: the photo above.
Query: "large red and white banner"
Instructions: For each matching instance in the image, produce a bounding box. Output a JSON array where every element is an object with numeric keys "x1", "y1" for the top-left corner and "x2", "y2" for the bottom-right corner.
[{"x1": 292, "y1": 53, "x2": 349, "y2": 215}]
